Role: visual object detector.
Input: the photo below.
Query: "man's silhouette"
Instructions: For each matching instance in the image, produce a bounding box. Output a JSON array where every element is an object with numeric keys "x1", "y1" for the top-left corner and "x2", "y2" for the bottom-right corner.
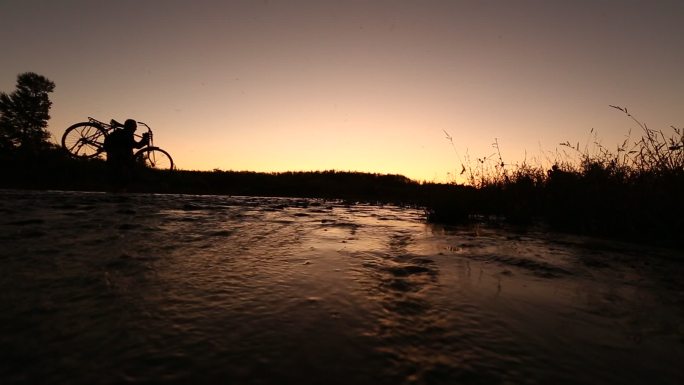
[{"x1": 104, "y1": 119, "x2": 149, "y2": 190}]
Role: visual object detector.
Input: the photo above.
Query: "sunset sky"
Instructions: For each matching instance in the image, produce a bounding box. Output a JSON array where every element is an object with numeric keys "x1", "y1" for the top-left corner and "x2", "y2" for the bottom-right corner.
[{"x1": 2, "y1": 0, "x2": 683, "y2": 182}]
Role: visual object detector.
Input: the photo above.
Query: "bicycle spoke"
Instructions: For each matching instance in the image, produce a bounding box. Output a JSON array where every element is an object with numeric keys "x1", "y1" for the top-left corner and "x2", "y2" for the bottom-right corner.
[
  {"x1": 84, "y1": 128, "x2": 99, "y2": 141},
  {"x1": 68, "y1": 141, "x2": 84, "y2": 153},
  {"x1": 62, "y1": 123, "x2": 107, "y2": 158},
  {"x1": 134, "y1": 148, "x2": 173, "y2": 170}
]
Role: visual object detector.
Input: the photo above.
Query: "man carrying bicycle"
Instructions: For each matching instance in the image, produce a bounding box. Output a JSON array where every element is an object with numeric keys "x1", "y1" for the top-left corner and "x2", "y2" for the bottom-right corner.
[{"x1": 104, "y1": 119, "x2": 149, "y2": 189}]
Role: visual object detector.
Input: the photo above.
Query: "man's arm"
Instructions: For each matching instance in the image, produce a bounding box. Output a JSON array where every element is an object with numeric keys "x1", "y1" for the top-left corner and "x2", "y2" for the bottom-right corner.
[{"x1": 133, "y1": 133, "x2": 150, "y2": 149}]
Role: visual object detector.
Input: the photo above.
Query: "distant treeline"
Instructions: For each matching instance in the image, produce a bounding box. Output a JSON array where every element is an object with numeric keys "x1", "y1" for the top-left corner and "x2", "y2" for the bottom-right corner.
[{"x1": 0, "y1": 144, "x2": 466, "y2": 205}]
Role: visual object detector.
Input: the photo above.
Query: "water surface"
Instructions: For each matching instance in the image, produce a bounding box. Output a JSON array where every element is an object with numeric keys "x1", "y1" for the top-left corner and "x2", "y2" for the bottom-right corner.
[{"x1": 1, "y1": 190, "x2": 682, "y2": 384}]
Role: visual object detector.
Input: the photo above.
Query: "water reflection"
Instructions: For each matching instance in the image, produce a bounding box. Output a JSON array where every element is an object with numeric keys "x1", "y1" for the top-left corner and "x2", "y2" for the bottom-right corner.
[{"x1": 0, "y1": 190, "x2": 683, "y2": 384}]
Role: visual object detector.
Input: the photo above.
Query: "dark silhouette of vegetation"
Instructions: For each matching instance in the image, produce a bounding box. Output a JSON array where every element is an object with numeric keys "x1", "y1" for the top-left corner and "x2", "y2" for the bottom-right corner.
[
  {"x1": 0, "y1": 72, "x2": 55, "y2": 152},
  {"x1": 0, "y1": 148, "x2": 430, "y2": 203},
  {"x1": 431, "y1": 106, "x2": 683, "y2": 246}
]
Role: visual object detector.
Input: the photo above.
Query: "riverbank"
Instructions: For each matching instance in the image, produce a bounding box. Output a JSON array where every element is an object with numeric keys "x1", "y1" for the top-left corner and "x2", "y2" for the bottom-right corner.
[{"x1": 1, "y1": 142, "x2": 682, "y2": 249}]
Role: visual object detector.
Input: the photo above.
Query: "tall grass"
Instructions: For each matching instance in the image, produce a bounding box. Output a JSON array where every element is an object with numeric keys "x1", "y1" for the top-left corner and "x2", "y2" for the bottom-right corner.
[{"x1": 431, "y1": 106, "x2": 683, "y2": 245}]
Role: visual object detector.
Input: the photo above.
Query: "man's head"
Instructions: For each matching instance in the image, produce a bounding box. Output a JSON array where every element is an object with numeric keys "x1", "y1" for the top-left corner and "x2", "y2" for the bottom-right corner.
[{"x1": 124, "y1": 119, "x2": 137, "y2": 131}]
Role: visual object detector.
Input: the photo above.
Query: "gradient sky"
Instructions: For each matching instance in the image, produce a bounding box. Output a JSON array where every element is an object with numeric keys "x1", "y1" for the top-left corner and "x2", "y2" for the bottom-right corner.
[{"x1": 2, "y1": 0, "x2": 683, "y2": 182}]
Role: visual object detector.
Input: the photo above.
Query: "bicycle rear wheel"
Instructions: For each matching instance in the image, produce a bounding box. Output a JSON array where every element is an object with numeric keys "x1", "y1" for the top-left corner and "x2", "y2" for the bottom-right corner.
[
  {"x1": 62, "y1": 122, "x2": 107, "y2": 158},
  {"x1": 134, "y1": 147, "x2": 174, "y2": 170}
]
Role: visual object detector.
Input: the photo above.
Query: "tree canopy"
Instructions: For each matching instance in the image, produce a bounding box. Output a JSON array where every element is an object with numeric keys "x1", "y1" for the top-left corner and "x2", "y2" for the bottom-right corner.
[{"x1": 0, "y1": 72, "x2": 55, "y2": 151}]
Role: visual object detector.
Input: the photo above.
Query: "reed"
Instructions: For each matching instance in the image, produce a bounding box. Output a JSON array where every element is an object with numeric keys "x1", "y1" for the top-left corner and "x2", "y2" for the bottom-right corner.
[{"x1": 430, "y1": 106, "x2": 683, "y2": 245}]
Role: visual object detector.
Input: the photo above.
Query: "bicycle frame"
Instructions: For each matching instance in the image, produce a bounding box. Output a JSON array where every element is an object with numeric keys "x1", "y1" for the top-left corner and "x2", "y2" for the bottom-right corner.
[{"x1": 86, "y1": 116, "x2": 155, "y2": 149}]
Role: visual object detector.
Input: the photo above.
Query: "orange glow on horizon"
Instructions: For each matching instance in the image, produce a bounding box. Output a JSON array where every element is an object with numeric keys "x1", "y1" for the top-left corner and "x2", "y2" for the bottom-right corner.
[{"x1": 2, "y1": 1, "x2": 683, "y2": 183}]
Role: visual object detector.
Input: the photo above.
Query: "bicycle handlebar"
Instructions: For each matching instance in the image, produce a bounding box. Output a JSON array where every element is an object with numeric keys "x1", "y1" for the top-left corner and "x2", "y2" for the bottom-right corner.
[{"x1": 134, "y1": 124, "x2": 153, "y2": 146}]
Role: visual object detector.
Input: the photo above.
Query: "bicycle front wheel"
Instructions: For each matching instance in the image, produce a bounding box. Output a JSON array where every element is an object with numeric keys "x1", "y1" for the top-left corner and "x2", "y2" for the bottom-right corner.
[
  {"x1": 134, "y1": 147, "x2": 174, "y2": 170},
  {"x1": 61, "y1": 122, "x2": 107, "y2": 158}
]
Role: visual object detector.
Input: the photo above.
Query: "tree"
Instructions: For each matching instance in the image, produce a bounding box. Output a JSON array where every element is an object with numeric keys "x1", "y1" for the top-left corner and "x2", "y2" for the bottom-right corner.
[{"x1": 0, "y1": 72, "x2": 56, "y2": 151}]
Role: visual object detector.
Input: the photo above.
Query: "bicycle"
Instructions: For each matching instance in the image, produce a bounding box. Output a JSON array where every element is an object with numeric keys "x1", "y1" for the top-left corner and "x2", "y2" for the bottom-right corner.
[{"x1": 61, "y1": 117, "x2": 174, "y2": 170}]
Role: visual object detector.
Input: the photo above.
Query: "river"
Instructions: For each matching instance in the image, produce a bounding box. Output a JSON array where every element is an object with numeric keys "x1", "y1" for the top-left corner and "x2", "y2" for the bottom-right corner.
[{"x1": 1, "y1": 189, "x2": 682, "y2": 384}]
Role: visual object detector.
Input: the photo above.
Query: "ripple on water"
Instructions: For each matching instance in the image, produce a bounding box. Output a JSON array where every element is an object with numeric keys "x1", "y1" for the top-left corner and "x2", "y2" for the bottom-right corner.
[{"x1": 0, "y1": 190, "x2": 683, "y2": 385}]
